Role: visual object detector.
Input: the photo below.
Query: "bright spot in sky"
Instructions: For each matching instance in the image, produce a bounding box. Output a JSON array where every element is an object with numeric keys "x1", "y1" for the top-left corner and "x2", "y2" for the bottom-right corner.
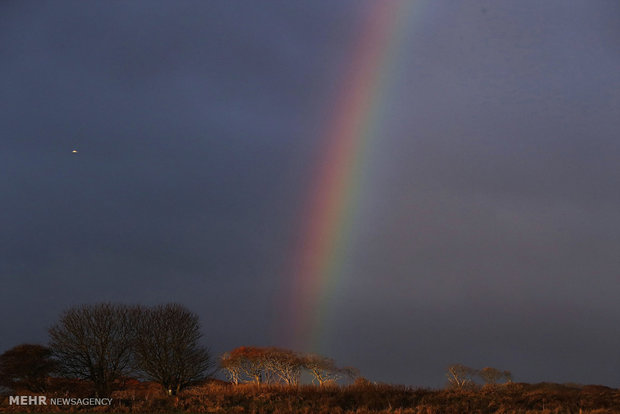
[{"x1": 72, "y1": 149, "x2": 78, "y2": 153}]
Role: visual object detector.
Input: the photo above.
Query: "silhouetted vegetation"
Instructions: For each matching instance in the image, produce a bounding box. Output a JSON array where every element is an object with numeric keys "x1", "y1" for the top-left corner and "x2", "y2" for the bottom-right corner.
[
  {"x1": 48, "y1": 303, "x2": 212, "y2": 397},
  {"x1": 2, "y1": 303, "x2": 618, "y2": 413},
  {"x1": 49, "y1": 303, "x2": 138, "y2": 397},
  {"x1": 0, "y1": 344, "x2": 57, "y2": 393},
  {"x1": 133, "y1": 304, "x2": 213, "y2": 395}
]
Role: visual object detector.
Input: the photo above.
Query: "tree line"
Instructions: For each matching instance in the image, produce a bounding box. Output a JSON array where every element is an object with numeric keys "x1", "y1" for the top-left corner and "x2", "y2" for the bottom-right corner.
[
  {"x1": 1, "y1": 303, "x2": 212, "y2": 397},
  {"x1": 0, "y1": 303, "x2": 358, "y2": 398},
  {"x1": 446, "y1": 363, "x2": 512, "y2": 389},
  {"x1": 1, "y1": 302, "x2": 515, "y2": 399},
  {"x1": 220, "y1": 346, "x2": 358, "y2": 386}
]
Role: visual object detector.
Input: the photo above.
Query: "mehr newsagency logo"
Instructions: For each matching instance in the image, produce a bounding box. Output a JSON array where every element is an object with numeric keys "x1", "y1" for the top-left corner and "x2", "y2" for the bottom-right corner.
[{"x1": 8, "y1": 395, "x2": 113, "y2": 406}]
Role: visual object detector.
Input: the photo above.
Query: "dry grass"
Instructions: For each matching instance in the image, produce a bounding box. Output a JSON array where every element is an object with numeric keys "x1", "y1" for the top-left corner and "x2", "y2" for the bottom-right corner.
[{"x1": 1, "y1": 381, "x2": 619, "y2": 413}]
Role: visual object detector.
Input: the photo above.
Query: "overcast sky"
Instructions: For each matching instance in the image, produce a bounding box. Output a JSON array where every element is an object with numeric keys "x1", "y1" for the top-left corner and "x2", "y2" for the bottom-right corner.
[{"x1": 1, "y1": 0, "x2": 619, "y2": 388}]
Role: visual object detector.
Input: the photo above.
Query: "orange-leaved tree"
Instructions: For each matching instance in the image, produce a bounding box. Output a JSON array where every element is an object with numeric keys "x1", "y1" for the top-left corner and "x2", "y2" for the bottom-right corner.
[{"x1": 221, "y1": 346, "x2": 265, "y2": 385}]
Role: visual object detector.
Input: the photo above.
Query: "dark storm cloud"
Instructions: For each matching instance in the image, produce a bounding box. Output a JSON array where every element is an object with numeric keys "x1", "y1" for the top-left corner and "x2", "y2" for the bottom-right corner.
[
  {"x1": 1, "y1": 0, "x2": 619, "y2": 387},
  {"x1": 323, "y1": 0, "x2": 620, "y2": 386},
  {"x1": 1, "y1": 0, "x2": 370, "y2": 364}
]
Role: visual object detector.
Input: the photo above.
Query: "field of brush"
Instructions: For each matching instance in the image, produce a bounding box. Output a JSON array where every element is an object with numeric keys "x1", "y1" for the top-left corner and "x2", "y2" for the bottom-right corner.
[{"x1": 2, "y1": 381, "x2": 620, "y2": 414}]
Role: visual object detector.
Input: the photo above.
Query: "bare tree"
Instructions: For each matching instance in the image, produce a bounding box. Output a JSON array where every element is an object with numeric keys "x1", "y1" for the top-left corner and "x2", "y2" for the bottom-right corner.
[
  {"x1": 446, "y1": 364, "x2": 477, "y2": 390},
  {"x1": 262, "y1": 348, "x2": 303, "y2": 385},
  {"x1": 133, "y1": 304, "x2": 213, "y2": 395},
  {"x1": 220, "y1": 347, "x2": 357, "y2": 386},
  {"x1": 49, "y1": 303, "x2": 138, "y2": 397},
  {"x1": 220, "y1": 352, "x2": 242, "y2": 385},
  {"x1": 478, "y1": 366, "x2": 508, "y2": 385},
  {"x1": 302, "y1": 354, "x2": 357, "y2": 386},
  {"x1": 221, "y1": 347, "x2": 301, "y2": 385},
  {"x1": 340, "y1": 366, "x2": 361, "y2": 382},
  {"x1": 0, "y1": 344, "x2": 57, "y2": 392}
]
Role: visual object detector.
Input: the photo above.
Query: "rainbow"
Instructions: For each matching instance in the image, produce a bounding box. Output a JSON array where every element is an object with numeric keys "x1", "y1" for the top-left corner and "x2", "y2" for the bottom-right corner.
[{"x1": 284, "y1": 1, "x2": 416, "y2": 352}]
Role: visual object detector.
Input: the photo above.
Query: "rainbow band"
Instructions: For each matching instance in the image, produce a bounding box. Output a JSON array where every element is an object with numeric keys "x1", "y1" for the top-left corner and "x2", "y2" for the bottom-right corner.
[{"x1": 286, "y1": 1, "x2": 414, "y2": 352}]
